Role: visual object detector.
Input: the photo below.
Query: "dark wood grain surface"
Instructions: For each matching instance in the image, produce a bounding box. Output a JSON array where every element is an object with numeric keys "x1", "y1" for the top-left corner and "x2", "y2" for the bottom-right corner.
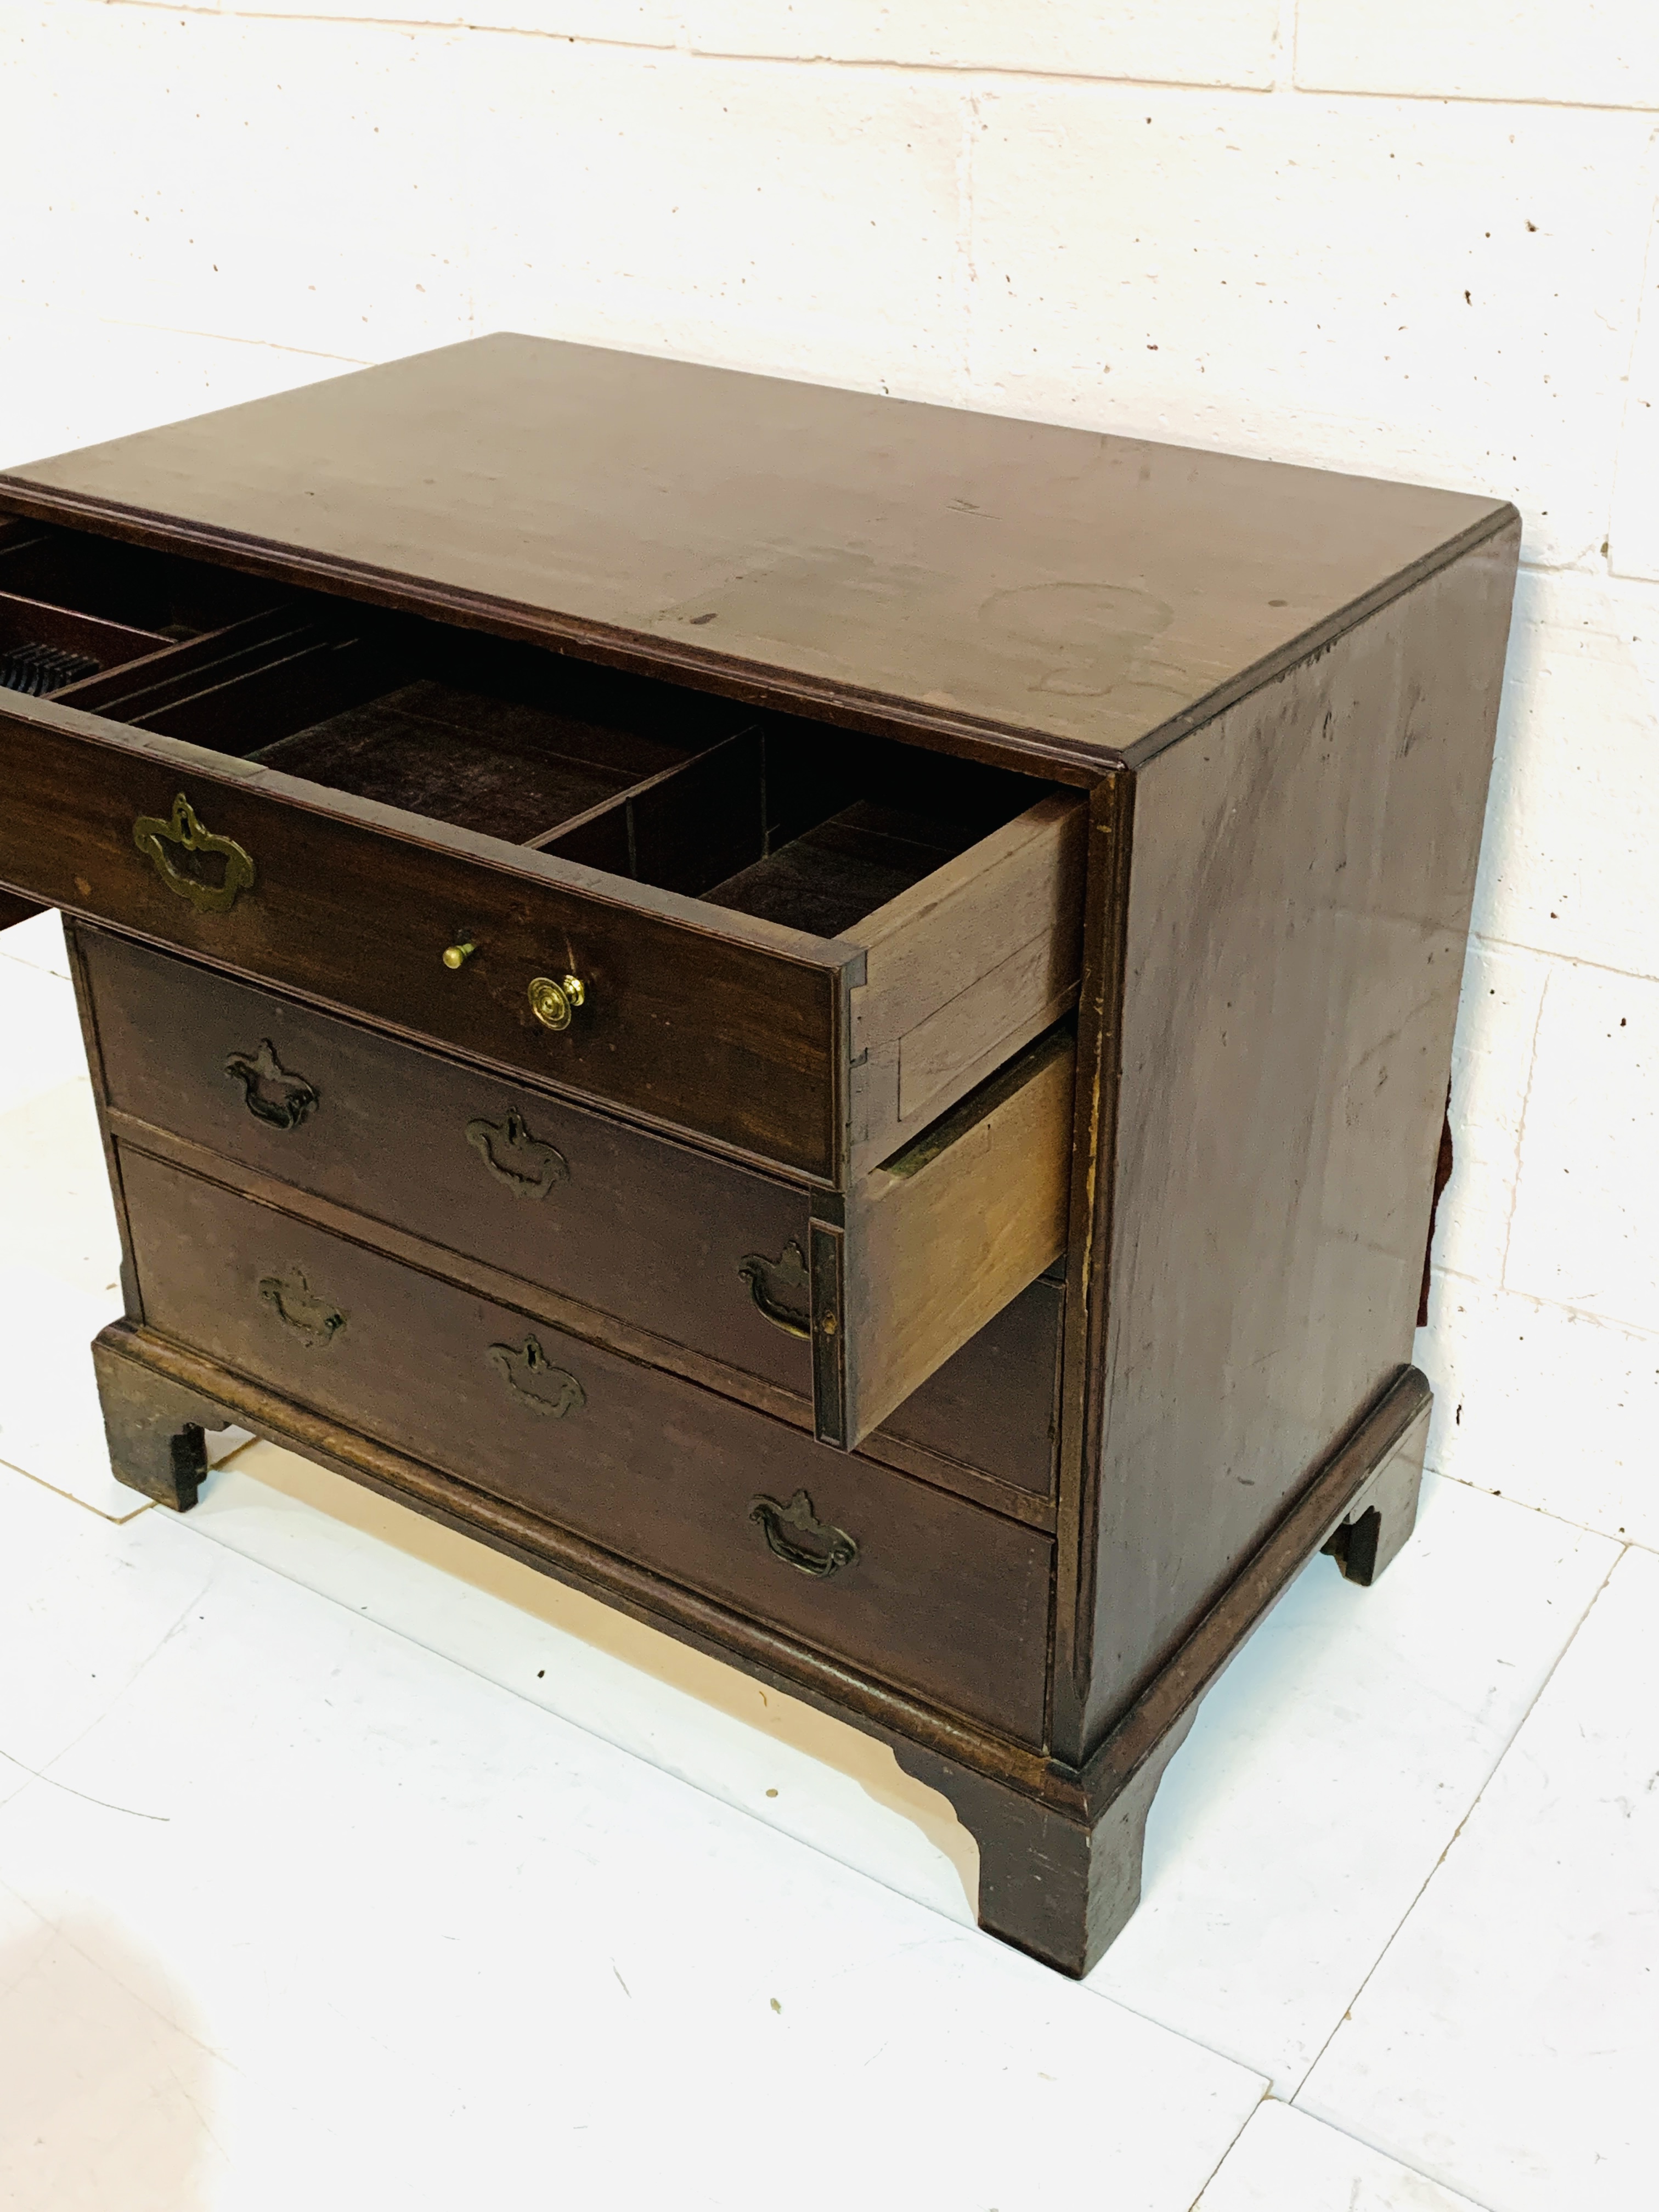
[
  {"x1": 0, "y1": 888, "x2": 44, "y2": 933},
  {"x1": 1, "y1": 335, "x2": 1513, "y2": 770},
  {"x1": 119, "y1": 1144, "x2": 1054, "y2": 1742},
  {"x1": 96, "y1": 1314, "x2": 1063, "y2": 1792},
  {"x1": 104, "y1": 1101, "x2": 1062, "y2": 1530},
  {"x1": 0, "y1": 524, "x2": 277, "y2": 635},
  {"x1": 82, "y1": 927, "x2": 817, "y2": 1399},
  {"x1": 1069, "y1": 522, "x2": 1519, "y2": 1754},
  {"x1": 878, "y1": 1266, "x2": 1062, "y2": 1498}
]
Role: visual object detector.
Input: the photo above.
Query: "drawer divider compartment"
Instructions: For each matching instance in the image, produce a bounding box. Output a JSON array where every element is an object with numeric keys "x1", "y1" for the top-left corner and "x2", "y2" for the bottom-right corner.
[
  {"x1": 0, "y1": 549, "x2": 1087, "y2": 1194},
  {"x1": 52, "y1": 606, "x2": 314, "y2": 716},
  {"x1": 535, "y1": 719, "x2": 1017, "y2": 926},
  {"x1": 0, "y1": 590, "x2": 168, "y2": 696}
]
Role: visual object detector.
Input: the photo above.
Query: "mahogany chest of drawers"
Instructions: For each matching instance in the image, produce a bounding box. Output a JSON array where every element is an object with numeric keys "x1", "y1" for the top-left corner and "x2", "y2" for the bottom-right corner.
[{"x1": 0, "y1": 337, "x2": 1517, "y2": 1976}]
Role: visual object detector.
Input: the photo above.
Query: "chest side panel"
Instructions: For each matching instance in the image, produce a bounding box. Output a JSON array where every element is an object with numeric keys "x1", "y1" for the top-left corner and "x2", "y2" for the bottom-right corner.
[{"x1": 1077, "y1": 519, "x2": 1520, "y2": 1750}]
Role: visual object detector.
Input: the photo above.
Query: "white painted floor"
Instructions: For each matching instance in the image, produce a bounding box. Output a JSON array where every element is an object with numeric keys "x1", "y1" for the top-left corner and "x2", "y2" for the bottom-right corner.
[{"x1": 2, "y1": 907, "x2": 1651, "y2": 2212}]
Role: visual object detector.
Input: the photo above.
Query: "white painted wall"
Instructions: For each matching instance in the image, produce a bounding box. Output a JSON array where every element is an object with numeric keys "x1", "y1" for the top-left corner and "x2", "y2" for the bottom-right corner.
[{"x1": 5, "y1": 1, "x2": 1657, "y2": 1543}]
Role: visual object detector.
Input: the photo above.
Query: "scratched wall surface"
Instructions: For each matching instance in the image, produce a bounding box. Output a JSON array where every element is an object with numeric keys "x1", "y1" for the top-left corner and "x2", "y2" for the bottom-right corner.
[{"x1": 3, "y1": 0, "x2": 1656, "y2": 1541}]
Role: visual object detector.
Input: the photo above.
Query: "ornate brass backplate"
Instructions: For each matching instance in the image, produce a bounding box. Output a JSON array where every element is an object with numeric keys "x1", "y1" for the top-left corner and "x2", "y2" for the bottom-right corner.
[
  {"x1": 737, "y1": 1240, "x2": 811, "y2": 1338},
  {"x1": 465, "y1": 1110, "x2": 569, "y2": 1200},
  {"x1": 133, "y1": 794, "x2": 255, "y2": 914},
  {"x1": 488, "y1": 1335, "x2": 585, "y2": 1418},
  {"x1": 258, "y1": 1266, "x2": 347, "y2": 1347},
  {"x1": 225, "y1": 1040, "x2": 319, "y2": 1132},
  {"x1": 749, "y1": 1488, "x2": 859, "y2": 1579}
]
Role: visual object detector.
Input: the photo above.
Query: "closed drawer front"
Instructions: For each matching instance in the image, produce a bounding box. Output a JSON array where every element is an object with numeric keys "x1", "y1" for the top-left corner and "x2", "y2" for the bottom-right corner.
[
  {"x1": 85, "y1": 927, "x2": 815, "y2": 1401},
  {"x1": 84, "y1": 928, "x2": 1063, "y2": 1488},
  {"x1": 121, "y1": 1147, "x2": 1053, "y2": 1742},
  {"x1": 81, "y1": 922, "x2": 1072, "y2": 1457}
]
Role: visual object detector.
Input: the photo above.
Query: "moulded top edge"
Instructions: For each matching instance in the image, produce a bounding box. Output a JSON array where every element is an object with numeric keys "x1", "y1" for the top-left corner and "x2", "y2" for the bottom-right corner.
[{"x1": 1, "y1": 332, "x2": 1513, "y2": 769}]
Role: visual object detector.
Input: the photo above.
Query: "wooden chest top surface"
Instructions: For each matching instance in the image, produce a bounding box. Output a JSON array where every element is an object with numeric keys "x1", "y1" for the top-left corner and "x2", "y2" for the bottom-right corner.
[{"x1": 1, "y1": 333, "x2": 1512, "y2": 771}]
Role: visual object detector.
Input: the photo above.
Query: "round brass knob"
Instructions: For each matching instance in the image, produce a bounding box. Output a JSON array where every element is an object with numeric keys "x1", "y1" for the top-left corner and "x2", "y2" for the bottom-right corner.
[
  {"x1": 442, "y1": 940, "x2": 476, "y2": 970},
  {"x1": 528, "y1": 973, "x2": 587, "y2": 1032}
]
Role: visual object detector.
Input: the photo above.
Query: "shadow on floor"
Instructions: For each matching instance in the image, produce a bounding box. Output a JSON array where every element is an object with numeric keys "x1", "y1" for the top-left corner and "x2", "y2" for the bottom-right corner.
[{"x1": 0, "y1": 1905, "x2": 223, "y2": 2210}]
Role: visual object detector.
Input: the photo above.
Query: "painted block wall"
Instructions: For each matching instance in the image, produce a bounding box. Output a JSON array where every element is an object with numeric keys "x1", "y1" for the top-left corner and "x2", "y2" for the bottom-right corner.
[{"x1": 4, "y1": 1, "x2": 1657, "y2": 1546}]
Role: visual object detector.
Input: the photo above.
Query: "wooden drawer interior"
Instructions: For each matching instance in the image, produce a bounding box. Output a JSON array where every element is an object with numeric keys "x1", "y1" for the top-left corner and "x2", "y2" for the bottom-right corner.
[
  {"x1": 144, "y1": 627, "x2": 755, "y2": 848},
  {"x1": 0, "y1": 523, "x2": 282, "y2": 698},
  {"x1": 539, "y1": 721, "x2": 1053, "y2": 938},
  {"x1": 10, "y1": 528, "x2": 1062, "y2": 927},
  {"x1": 877, "y1": 1262, "x2": 1063, "y2": 1499},
  {"x1": 2, "y1": 514, "x2": 1086, "y2": 1199},
  {"x1": 829, "y1": 1021, "x2": 1074, "y2": 1447}
]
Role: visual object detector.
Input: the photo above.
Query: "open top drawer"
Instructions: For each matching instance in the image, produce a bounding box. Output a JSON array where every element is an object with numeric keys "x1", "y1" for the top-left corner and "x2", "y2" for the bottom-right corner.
[{"x1": 0, "y1": 526, "x2": 1088, "y2": 1188}]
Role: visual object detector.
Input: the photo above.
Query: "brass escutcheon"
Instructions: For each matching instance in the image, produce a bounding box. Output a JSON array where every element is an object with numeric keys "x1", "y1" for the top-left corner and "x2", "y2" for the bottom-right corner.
[
  {"x1": 133, "y1": 794, "x2": 255, "y2": 915},
  {"x1": 528, "y1": 973, "x2": 586, "y2": 1032}
]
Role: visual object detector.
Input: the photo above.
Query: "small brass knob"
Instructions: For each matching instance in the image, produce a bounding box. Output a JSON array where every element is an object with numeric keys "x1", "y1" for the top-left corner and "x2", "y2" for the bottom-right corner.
[
  {"x1": 442, "y1": 940, "x2": 476, "y2": 970},
  {"x1": 528, "y1": 973, "x2": 587, "y2": 1032}
]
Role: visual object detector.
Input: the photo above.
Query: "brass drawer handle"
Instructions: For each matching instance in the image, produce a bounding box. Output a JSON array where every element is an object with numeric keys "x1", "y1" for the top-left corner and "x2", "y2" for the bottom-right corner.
[
  {"x1": 133, "y1": 793, "x2": 255, "y2": 914},
  {"x1": 749, "y1": 1489, "x2": 859, "y2": 1579},
  {"x1": 528, "y1": 973, "x2": 586, "y2": 1032},
  {"x1": 737, "y1": 1240, "x2": 811, "y2": 1339},
  {"x1": 225, "y1": 1040, "x2": 318, "y2": 1132},
  {"x1": 488, "y1": 1335, "x2": 585, "y2": 1419},
  {"x1": 465, "y1": 1110, "x2": 568, "y2": 1199},
  {"x1": 258, "y1": 1266, "x2": 346, "y2": 1347}
]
